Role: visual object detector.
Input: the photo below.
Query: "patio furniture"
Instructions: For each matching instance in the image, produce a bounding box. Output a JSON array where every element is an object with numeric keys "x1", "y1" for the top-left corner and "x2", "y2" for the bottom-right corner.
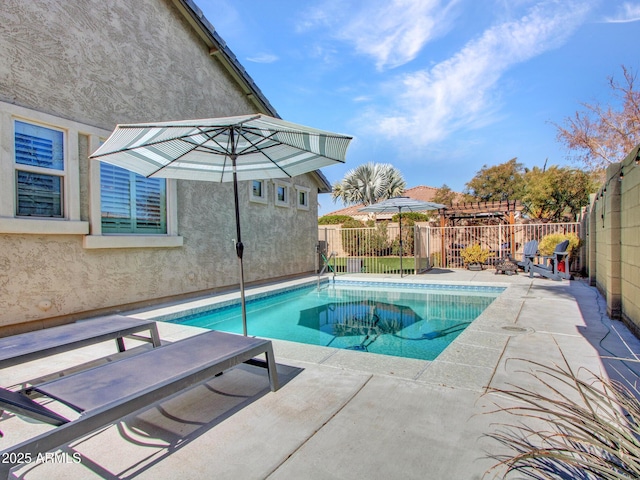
[
  {"x1": 512, "y1": 240, "x2": 539, "y2": 273},
  {"x1": 0, "y1": 315, "x2": 161, "y2": 370},
  {"x1": 529, "y1": 240, "x2": 571, "y2": 281},
  {"x1": 0, "y1": 330, "x2": 278, "y2": 478}
]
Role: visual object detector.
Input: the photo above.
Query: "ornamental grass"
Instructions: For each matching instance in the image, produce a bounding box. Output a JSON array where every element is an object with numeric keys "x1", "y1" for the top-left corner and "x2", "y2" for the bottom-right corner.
[{"x1": 484, "y1": 353, "x2": 640, "y2": 479}]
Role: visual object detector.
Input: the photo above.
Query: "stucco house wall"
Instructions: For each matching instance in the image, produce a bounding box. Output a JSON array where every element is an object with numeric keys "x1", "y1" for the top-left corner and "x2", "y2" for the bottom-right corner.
[{"x1": 0, "y1": 0, "x2": 327, "y2": 330}]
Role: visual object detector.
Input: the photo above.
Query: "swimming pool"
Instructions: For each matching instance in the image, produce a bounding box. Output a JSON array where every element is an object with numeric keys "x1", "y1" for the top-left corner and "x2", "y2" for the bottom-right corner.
[
  {"x1": 167, "y1": 281, "x2": 504, "y2": 361},
  {"x1": 168, "y1": 281, "x2": 504, "y2": 360}
]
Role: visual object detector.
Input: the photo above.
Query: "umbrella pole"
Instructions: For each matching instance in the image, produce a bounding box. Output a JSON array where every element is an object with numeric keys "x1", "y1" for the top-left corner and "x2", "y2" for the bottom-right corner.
[
  {"x1": 231, "y1": 152, "x2": 248, "y2": 336},
  {"x1": 399, "y1": 207, "x2": 403, "y2": 278}
]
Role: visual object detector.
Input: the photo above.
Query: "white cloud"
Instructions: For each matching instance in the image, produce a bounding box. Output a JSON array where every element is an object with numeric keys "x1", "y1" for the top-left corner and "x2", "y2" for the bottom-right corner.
[
  {"x1": 298, "y1": 0, "x2": 460, "y2": 70},
  {"x1": 364, "y1": 1, "x2": 593, "y2": 146},
  {"x1": 337, "y1": 0, "x2": 460, "y2": 70},
  {"x1": 604, "y1": 2, "x2": 640, "y2": 23},
  {"x1": 246, "y1": 53, "x2": 279, "y2": 64}
]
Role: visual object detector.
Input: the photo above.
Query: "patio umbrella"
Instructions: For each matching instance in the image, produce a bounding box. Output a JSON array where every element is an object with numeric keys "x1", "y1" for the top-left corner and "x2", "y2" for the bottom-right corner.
[
  {"x1": 90, "y1": 114, "x2": 352, "y2": 336},
  {"x1": 359, "y1": 197, "x2": 444, "y2": 276}
]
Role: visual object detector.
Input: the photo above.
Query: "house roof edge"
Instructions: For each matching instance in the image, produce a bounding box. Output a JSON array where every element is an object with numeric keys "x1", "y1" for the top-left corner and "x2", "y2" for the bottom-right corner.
[{"x1": 174, "y1": 0, "x2": 279, "y2": 118}]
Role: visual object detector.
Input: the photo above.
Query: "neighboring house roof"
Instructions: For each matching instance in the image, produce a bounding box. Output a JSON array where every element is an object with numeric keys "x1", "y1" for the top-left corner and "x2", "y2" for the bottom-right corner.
[
  {"x1": 174, "y1": 0, "x2": 332, "y2": 193},
  {"x1": 324, "y1": 185, "x2": 457, "y2": 217}
]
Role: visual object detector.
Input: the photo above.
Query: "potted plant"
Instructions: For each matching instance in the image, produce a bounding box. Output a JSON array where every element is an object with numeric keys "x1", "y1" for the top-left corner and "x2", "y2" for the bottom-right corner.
[{"x1": 460, "y1": 244, "x2": 491, "y2": 270}]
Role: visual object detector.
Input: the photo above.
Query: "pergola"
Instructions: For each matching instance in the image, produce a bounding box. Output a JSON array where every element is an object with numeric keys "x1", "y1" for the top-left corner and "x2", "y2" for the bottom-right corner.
[
  {"x1": 438, "y1": 200, "x2": 523, "y2": 226},
  {"x1": 437, "y1": 200, "x2": 524, "y2": 265}
]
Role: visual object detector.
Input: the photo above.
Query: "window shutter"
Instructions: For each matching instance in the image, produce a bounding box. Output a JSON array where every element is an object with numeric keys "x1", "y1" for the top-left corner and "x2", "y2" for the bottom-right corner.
[
  {"x1": 14, "y1": 121, "x2": 64, "y2": 170},
  {"x1": 14, "y1": 121, "x2": 65, "y2": 217},
  {"x1": 135, "y1": 175, "x2": 166, "y2": 233},
  {"x1": 16, "y1": 171, "x2": 62, "y2": 217},
  {"x1": 100, "y1": 163, "x2": 167, "y2": 234},
  {"x1": 100, "y1": 163, "x2": 133, "y2": 233}
]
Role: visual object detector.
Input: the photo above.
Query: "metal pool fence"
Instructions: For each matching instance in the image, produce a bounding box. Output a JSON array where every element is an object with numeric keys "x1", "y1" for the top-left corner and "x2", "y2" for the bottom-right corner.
[{"x1": 318, "y1": 222, "x2": 582, "y2": 275}]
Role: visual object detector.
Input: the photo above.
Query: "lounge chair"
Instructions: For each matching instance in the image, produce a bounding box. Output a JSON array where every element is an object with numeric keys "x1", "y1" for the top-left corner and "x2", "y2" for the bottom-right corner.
[
  {"x1": 0, "y1": 315, "x2": 161, "y2": 369},
  {"x1": 0, "y1": 330, "x2": 278, "y2": 478},
  {"x1": 529, "y1": 240, "x2": 571, "y2": 281}
]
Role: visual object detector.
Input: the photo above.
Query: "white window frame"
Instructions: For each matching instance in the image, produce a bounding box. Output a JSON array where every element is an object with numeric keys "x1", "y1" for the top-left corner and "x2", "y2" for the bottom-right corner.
[
  {"x1": 84, "y1": 135, "x2": 182, "y2": 249},
  {"x1": 249, "y1": 179, "x2": 267, "y2": 204},
  {"x1": 0, "y1": 102, "x2": 87, "y2": 234},
  {"x1": 0, "y1": 102, "x2": 182, "y2": 246},
  {"x1": 274, "y1": 180, "x2": 290, "y2": 208},
  {"x1": 296, "y1": 185, "x2": 311, "y2": 210}
]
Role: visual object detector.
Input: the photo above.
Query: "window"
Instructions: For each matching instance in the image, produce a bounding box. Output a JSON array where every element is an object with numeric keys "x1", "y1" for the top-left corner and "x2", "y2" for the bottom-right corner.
[
  {"x1": 274, "y1": 181, "x2": 289, "y2": 207},
  {"x1": 296, "y1": 185, "x2": 310, "y2": 210},
  {"x1": 250, "y1": 179, "x2": 267, "y2": 204},
  {"x1": 14, "y1": 121, "x2": 65, "y2": 217},
  {"x1": 100, "y1": 163, "x2": 167, "y2": 234},
  {"x1": 1, "y1": 104, "x2": 90, "y2": 234}
]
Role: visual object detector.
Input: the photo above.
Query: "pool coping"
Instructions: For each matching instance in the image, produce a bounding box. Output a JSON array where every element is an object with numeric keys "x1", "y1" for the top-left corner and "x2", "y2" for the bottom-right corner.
[{"x1": 129, "y1": 273, "x2": 532, "y2": 392}]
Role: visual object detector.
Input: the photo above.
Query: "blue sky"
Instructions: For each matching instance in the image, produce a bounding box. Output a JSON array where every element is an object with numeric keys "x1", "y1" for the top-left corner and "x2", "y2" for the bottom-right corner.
[{"x1": 199, "y1": 0, "x2": 640, "y2": 216}]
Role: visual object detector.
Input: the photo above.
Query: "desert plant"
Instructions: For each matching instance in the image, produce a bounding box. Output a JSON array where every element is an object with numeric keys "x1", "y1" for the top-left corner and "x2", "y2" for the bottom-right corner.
[
  {"x1": 484, "y1": 354, "x2": 640, "y2": 479},
  {"x1": 538, "y1": 232, "x2": 581, "y2": 256},
  {"x1": 460, "y1": 244, "x2": 491, "y2": 265}
]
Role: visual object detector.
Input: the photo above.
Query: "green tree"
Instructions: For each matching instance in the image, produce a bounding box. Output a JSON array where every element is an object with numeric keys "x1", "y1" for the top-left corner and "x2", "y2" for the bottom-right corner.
[
  {"x1": 331, "y1": 162, "x2": 406, "y2": 206},
  {"x1": 555, "y1": 65, "x2": 640, "y2": 171},
  {"x1": 463, "y1": 158, "x2": 526, "y2": 202},
  {"x1": 433, "y1": 184, "x2": 457, "y2": 206},
  {"x1": 522, "y1": 166, "x2": 598, "y2": 221}
]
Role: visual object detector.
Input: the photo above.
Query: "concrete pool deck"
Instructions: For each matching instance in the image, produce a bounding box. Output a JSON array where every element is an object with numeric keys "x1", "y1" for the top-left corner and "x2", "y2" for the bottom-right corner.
[{"x1": 2, "y1": 270, "x2": 640, "y2": 479}]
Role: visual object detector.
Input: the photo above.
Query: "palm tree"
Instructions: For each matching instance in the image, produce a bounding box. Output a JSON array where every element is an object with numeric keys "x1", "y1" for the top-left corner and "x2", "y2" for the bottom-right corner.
[{"x1": 331, "y1": 163, "x2": 406, "y2": 206}]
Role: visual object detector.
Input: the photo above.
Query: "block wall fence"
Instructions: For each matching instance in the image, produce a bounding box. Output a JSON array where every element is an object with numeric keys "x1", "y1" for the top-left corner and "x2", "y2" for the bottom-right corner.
[{"x1": 585, "y1": 145, "x2": 640, "y2": 335}]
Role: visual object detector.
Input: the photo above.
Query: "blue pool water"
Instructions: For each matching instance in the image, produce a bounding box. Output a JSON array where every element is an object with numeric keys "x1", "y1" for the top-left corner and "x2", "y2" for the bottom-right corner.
[{"x1": 167, "y1": 281, "x2": 504, "y2": 361}]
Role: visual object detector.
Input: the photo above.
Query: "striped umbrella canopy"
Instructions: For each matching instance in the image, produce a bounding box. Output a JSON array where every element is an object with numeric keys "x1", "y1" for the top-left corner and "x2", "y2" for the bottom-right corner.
[
  {"x1": 90, "y1": 114, "x2": 352, "y2": 335},
  {"x1": 359, "y1": 197, "x2": 445, "y2": 277}
]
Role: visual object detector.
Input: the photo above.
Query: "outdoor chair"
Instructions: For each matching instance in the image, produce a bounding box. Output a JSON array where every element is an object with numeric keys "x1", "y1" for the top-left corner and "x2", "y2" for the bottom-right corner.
[
  {"x1": 510, "y1": 240, "x2": 538, "y2": 273},
  {"x1": 0, "y1": 330, "x2": 278, "y2": 478},
  {"x1": 529, "y1": 240, "x2": 571, "y2": 281}
]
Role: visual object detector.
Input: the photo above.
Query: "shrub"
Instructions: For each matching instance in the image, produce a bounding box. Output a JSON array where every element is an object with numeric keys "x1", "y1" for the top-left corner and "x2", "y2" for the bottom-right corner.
[
  {"x1": 430, "y1": 251, "x2": 442, "y2": 268},
  {"x1": 391, "y1": 212, "x2": 431, "y2": 222},
  {"x1": 341, "y1": 218, "x2": 367, "y2": 256},
  {"x1": 318, "y1": 215, "x2": 353, "y2": 225},
  {"x1": 341, "y1": 218, "x2": 364, "y2": 229},
  {"x1": 391, "y1": 218, "x2": 415, "y2": 256},
  {"x1": 538, "y1": 232, "x2": 581, "y2": 256},
  {"x1": 340, "y1": 219, "x2": 394, "y2": 256},
  {"x1": 460, "y1": 244, "x2": 491, "y2": 265}
]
